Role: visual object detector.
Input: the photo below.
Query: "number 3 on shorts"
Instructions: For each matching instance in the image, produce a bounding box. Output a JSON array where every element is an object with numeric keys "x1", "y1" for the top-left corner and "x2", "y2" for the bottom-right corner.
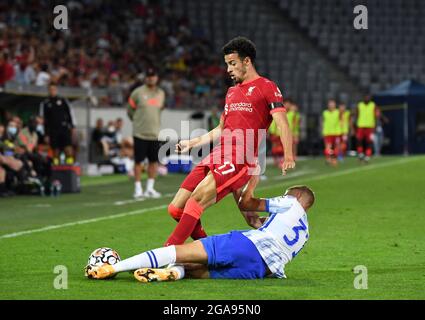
[{"x1": 214, "y1": 161, "x2": 236, "y2": 175}]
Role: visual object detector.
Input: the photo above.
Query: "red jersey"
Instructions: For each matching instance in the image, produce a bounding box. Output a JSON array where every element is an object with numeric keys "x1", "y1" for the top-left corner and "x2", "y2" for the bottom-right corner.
[{"x1": 203, "y1": 76, "x2": 286, "y2": 167}]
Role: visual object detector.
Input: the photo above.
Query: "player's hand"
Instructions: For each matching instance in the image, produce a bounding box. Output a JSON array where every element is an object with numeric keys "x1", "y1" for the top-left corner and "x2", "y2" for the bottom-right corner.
[
  {"x1": 281, "y1": 157, "x2": 296, "y2": 175},
  {"x1": 175, "y1": 140, "x2": 191, "y2": 154},
  {"x1": 243, "y1": 211, "x2": 262, "y2": 229}
]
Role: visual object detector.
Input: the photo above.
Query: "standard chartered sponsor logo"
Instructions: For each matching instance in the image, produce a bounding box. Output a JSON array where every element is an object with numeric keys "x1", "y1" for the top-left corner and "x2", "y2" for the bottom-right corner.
[{"x1": 229, "y1": 102, "x2": 253, "y2": 112}]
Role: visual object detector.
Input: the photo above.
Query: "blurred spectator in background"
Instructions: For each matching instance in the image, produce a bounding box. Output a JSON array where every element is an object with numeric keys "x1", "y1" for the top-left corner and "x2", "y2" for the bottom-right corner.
[
  {"x1": 13, "y1": 44, "x2": 35, "y2": 85},
  {"x1": 287, "y1": 101, "x2": 301, "y2": 160},
  {"x1": 0, "y1": 1, "x2": 226, "y2": 109},
  {"x1": 35, "y1": 63, "x2": 50, "y2": 87},
  {"x1": 0, "y1": 161, "x2": 6, "y2": 196},
  {"x1": 0, "y1": 52, "x2": 14, "y2": 89},
  {"x1": 101, "y1": 120, "x2": 120, "y2": 158},
  {"x1": 16, "y1": 116, "x2": 52, "y2": 186},
  {"x1": 91, "y1": 118, "x2": 105, "y2": 155},
  {"x1": 338, "y1": 103, "x2": 351, "y2": 161},
  {"x1": 0, "y1": 119, "x2": 26, "y2": 193},
  {"x1": 16, "y1": 116, "x2": 38, "y2": 155},
  {"x1": 0, "y1": 116, "x2": 53, "y2": 196},
  {"x1": 40, "y1": 83, "x2": 76, "y2": 165},
  {"x1": 34, "y1": 116, "x2": 52, "y2": 160},
  {"x1": 107, "y1": 73, "x2": 124, "y2": 106},
  {"x1": 114, "y1": 117, "x2": 124, "y2": 146},
  {"x1": 207, "y1": 106, "x2": 221, "y2": 131},
  {"x1": 373, "y1": 107, "x2": 389, "y2": 157},
  {"x1": 3, "y1": 119, "x2": 20, "y2": 151}
]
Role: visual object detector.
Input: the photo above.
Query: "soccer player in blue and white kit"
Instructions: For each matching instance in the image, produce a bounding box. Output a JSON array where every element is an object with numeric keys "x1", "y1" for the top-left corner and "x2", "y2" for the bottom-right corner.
[{"x1": 85, "y1": 176, "x2": 315, "y2": 281}]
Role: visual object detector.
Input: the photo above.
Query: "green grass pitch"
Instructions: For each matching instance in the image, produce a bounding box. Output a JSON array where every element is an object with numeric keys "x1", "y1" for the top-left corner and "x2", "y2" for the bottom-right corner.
[{"x1": 0, "y1": 156, "x2": 424, "y2": 300}]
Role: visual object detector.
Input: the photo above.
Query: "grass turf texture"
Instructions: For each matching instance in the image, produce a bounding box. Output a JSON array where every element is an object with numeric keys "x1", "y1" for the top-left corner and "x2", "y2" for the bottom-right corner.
[{"x1": 0, "y1": 156, "x2": 424, "y2": 299}]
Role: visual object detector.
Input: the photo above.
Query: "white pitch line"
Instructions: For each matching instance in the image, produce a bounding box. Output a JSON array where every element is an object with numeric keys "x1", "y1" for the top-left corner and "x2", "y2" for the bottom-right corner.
[
  {"x1": 0, "y1": 156, "x2": 421, "y2": 240},
  {"x1": 114, "y1": 193, "x2": 176, "y2": 206},
  {"x1": 83, "y1": 203, "x2": 105, "y2": 207},
  {"x1": 28, "y1": 204, "x2": 52, "y2": 208},
  {"x1": 0, "y1": 205, "x2": 167, "y2": 240}
]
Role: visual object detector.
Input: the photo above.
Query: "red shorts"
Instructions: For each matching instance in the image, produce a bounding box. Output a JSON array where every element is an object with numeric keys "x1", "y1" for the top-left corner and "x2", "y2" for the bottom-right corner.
[
  {"x1": 180, "y1": 161, "x2": 251, "y2": 203},
  {"x1": 323, "y1": 135, "x2": 341, "y2": 146},
  {"x1": 356, "y1": 128, "x2": 374, "y2": 142}
]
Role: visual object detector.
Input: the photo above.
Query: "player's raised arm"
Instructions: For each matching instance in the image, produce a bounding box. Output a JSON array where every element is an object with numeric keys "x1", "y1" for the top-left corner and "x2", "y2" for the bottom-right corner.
[
  {"x1": 272, "y1": 111, "x2": 295, "y2": 175},
  {"x1": 176, "y1": 114, "x2": 224, "y2": 153},
  {"x1": 232, "y1": 188, "x2": 260, "y2": 229}
]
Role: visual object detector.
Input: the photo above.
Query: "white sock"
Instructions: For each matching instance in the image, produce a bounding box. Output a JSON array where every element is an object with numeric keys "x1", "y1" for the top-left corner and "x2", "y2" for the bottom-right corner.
[
  {"x1": 135, "y1": 181, "x2": 142, "y2": 192},
  {"x1": 113, "y1": 246, "x2": 176, "y2": 273},
  {"x1": 146, "y1": 178, "x2": 155, "y2": 191},
  {"x1": 169, "y1": 264, "x2": 185, "y2": 280},
  {"x1": 124, "y1": 158, "x2": 134, "y2": 173}
]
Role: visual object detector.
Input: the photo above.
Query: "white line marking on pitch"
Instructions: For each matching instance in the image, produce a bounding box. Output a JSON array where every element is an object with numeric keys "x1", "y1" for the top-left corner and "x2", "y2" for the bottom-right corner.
[
  {"x1": 83, "y1": 203, "x2": 105, "y2": 207},
  {"x1": 0, "y1": 157, "x2": 420, "y2": 240},
  {"x1": 27, "y1": 204, "x2": 52, "y2": 208},
  {"x1": 0, "y1": 205, "x2": 167, "y2": 239},
  {"x1": 114, "y1": 193, "x2": 175, "y2": 206}
]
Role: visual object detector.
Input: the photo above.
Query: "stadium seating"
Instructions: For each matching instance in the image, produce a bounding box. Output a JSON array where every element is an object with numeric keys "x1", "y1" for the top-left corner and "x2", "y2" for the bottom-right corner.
[{"x1": 273, "y1": 0, "x2": 425, "y2": 98}]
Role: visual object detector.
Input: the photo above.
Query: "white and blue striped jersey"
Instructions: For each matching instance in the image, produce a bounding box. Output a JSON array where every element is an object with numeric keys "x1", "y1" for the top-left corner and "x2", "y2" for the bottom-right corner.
[{"x1": 242, "y1": 195, "x2": 309, "y2": 278}]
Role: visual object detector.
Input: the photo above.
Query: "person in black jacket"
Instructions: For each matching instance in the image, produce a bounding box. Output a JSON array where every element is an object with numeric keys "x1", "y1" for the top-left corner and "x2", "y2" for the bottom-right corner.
[{"x1": 39, "y1": 83, "x2": 76, "y2": 165}]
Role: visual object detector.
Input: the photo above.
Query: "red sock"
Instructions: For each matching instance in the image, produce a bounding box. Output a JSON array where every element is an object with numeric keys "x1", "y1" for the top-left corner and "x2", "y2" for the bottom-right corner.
[
  {"x1": 366, "y1": 148, "x2": 372, "y2": 157},
  {"x1": 165, "y1": 214, "x2": 198, "y2": 246},
  {"x1": 191, "y1": 220, "x2": 207, "y2": 240},
  {"x1": 169, "y1": 204, "x2": 207, "y2": 239},
  {"x1": 164, "y1": 199, "x2": 204, "y2": 246}
]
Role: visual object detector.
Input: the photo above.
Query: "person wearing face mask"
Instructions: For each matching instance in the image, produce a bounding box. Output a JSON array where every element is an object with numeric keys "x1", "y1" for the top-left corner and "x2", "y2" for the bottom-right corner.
[
  {"x1": 0, "y1": 120, "x2": 26, "y2": 193},
  {"x1": 34, "y1": 116, "x2": 53, "y2": 161},
  {"x1": 34, "y1": 116, "x2": 45, "y2": 142},
  {"x1": 7, "y1": 124, "x2": 18, "y2": 139},
  {"x1": 3, "y1": 120, "x2": 20, "y2": 155},
  {"x1": 100, "y1": 120, "x2": 120, "y2": 158}
]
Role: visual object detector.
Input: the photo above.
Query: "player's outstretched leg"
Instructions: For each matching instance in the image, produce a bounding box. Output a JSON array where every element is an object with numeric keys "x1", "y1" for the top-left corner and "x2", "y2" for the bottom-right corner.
[{"x1": 85, "y1": 245, "x2": 178, "y2": 279}]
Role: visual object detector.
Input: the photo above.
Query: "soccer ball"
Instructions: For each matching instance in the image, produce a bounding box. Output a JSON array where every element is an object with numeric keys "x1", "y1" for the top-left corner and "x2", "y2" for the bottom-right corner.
[{"x1": 88, "y1": 247, "x2": 121, "y2": 266}]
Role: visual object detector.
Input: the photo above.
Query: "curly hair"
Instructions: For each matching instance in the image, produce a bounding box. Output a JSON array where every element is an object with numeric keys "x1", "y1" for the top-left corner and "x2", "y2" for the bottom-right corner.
[{"x1": 222, "y1": 37, "x2": 256, "y2": 64}]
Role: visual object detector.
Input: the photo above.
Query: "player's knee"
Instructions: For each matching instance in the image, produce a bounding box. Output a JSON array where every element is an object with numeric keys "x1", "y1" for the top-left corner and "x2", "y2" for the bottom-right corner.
[
  {"x1": 190, "y1": 189, "x2": 203, "y2": 203},
  {"x1": 191, "y1": 181, "x2": 216, "y2": 205},
  {"x1": 168, "y1": 203, "x2": 183, "y2": 220}
]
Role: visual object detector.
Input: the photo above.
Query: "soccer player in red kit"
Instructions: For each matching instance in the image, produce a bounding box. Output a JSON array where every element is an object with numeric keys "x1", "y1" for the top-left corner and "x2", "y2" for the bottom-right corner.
[{"x1": 165, "y1": 37, "x2": 295, "y2": 246}]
